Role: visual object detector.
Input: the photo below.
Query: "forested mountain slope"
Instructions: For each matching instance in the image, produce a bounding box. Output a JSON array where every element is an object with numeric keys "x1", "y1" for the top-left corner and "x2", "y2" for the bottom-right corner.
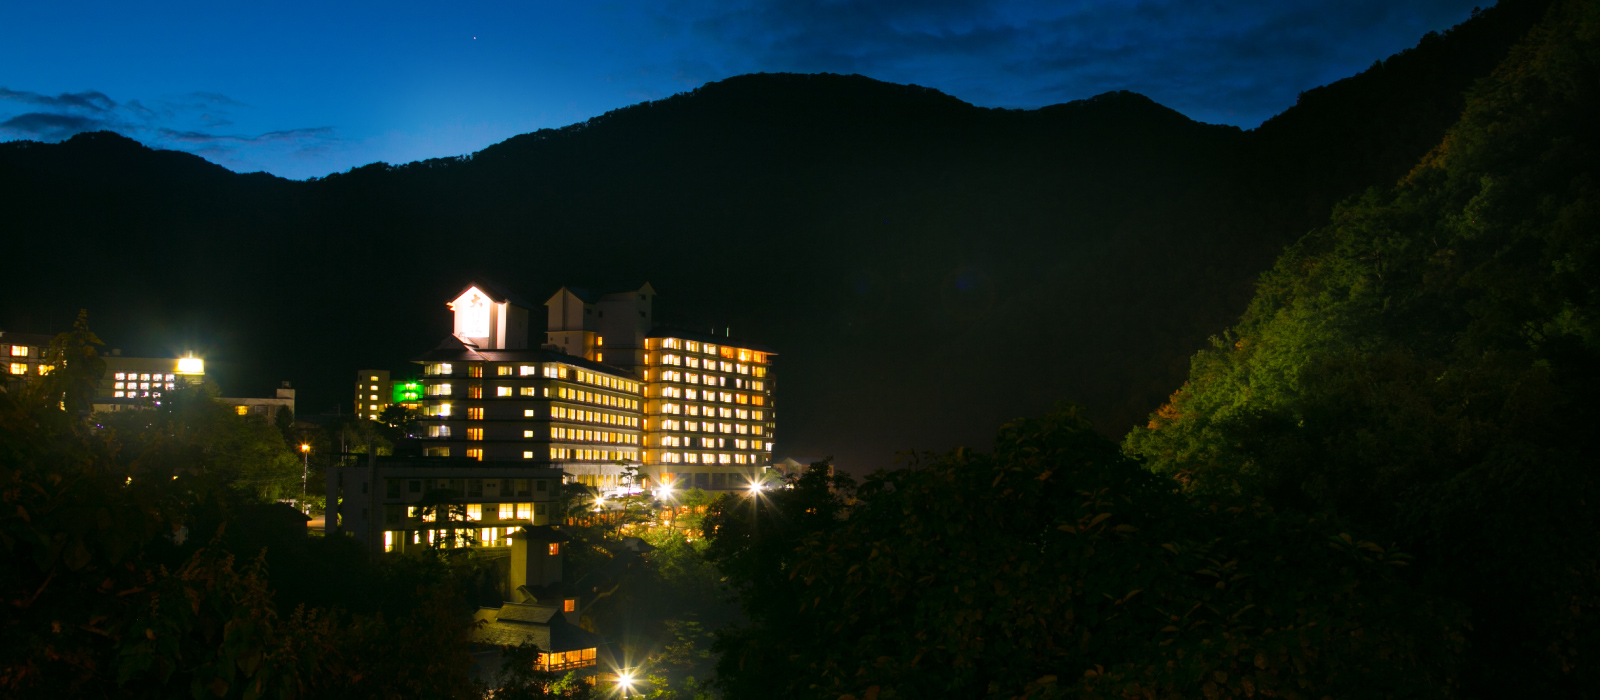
[{"x1": 1127, "y1": 0, "x2": 1600, "y2": 693}]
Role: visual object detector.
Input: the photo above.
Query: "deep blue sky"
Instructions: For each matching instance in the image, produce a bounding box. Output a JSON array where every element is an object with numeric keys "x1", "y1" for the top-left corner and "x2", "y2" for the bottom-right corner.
[{"x1": 2, "y1": 0, "x2": 1484, "y2": 179}]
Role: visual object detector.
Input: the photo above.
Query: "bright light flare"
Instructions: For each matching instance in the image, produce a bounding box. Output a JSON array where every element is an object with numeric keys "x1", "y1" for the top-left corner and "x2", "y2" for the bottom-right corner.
[{"x1": 176, "y1": 357, "x2": 204, "y2": 375}]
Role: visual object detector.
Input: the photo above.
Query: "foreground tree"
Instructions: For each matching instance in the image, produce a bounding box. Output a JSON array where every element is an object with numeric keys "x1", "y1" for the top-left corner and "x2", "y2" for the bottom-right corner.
[{"x1": 707, "y1": 409, "x2": 1462, "y2": 699}]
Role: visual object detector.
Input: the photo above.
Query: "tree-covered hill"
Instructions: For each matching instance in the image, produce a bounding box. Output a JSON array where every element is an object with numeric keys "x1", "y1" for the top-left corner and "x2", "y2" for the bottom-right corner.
[
  {"x1": 0, "y1": 0, "x2": 1553, "y2": 470},
  {"x1": 1127, "y1": 0, "x2": 1600, "y2": 693}
]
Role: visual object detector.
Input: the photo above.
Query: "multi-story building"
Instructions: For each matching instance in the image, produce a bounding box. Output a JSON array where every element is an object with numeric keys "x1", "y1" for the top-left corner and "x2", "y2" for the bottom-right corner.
[
  {"x1": 640, "y1": 330, "x2": 776, "y2": 491},
  {"x1": 96, "y1": 354, "x2": 207, "y2": 410},
  {"x1": 413, "y1": 283, "x2": 645, "y2": 493},
  {"x1": 407, "y1": 281, "x2": 777, "y2": 493},
  {"x1": 354, "y1": 370, "x2": 423, "y2": 421},
  {"x1": 2, "y1": 330, "x2": 57, "y2": 392},
  {"x1": 326, "y1": 455, "x2": 566, "y2": 555},
  {"x1": 218, "y1": 382, "x2": 296, "y2": 423},
  {"x1": 355, "y1": 369, "x2": 390, "y2": 420}
]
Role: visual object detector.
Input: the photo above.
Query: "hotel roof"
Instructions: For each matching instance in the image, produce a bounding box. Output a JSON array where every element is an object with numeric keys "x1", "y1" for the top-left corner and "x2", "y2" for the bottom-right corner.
[
  {"x1": 646, "y1": 325, "x2": 776, "y2": 354},
  {"x1": 412, "y1": 336, "x2": 641, "y2": 379}
]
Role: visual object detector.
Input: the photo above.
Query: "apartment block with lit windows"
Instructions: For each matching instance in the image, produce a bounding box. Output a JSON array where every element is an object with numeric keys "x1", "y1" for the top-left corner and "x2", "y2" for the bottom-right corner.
[
  {"x1": 6, "y1": 329, "x2": 207, "y2": 410},
  {"x1": 640, "y1": 330, "x2": 776, "y2": 490},
  {"x1": 355, "y1": 369, "x2": 390, "y2": 420},
  {"x1": 404, "y1": 281, "x2": 777, "y2": 493},
  {"x1": 412, "y1": 283, "x2": 647, "y2": 493},
  {"x1": 2, "y1": 330, "x2": 57, "y2": 392},
  {"x1": 354, "y1": 370, "x2": 424, "y2": 421},
  {"x1": 327, "y1": 456, "x2": 566, "y2": 555}
]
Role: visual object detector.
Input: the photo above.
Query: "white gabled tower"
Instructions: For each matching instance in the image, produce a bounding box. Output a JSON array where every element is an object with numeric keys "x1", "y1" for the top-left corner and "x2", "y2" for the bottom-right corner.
[{"x1": 449, "y1": 283, "x2": 530, "y2": 350}]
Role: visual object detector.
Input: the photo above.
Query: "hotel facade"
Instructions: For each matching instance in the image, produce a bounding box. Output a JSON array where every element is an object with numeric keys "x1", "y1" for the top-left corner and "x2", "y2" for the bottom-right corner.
[{"x1": 411, "y1": 282, "x2": 776, "y2": 492}]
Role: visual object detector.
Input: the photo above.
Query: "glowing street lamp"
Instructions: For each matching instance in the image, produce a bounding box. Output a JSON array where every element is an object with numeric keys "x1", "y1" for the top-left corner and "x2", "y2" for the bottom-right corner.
[{"x1": 299, "y1": 443, "x2": 311, "y2": 512}]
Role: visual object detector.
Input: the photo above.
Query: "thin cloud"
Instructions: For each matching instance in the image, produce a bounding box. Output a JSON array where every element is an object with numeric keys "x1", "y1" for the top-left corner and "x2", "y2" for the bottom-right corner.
[
  {"x1": 0, "y1": 112, "x2": 108, "y2": 139},
  {"x1": 0, "y1": 87, "x2": 117, "y2": 112}
]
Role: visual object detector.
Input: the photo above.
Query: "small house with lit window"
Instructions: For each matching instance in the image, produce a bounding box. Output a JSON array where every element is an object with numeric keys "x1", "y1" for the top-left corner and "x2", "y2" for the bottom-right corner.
[{"x1": 471, "y1": 526, "x2": 609, "y2": 679}]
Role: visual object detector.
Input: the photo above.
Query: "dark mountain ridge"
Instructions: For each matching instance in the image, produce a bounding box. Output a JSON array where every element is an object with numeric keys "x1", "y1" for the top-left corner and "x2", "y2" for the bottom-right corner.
[{"x1": 0, "y1": 0, "x2": 1553, "y2": 469}]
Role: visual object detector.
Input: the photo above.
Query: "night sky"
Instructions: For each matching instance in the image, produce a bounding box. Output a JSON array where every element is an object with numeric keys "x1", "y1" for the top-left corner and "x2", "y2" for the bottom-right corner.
[{"x1": 3, "y1": 0, "x2": 1483, "y2": 179}]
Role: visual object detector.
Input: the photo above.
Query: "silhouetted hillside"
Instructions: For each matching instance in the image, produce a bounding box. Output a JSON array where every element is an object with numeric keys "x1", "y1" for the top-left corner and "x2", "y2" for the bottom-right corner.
[{"x1": 0, "y1": 0, "x2": 1553, "y2": 470}]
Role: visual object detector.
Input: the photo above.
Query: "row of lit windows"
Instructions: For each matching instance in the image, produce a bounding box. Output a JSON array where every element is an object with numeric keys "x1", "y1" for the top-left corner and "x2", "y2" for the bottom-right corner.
[
  {"x1": 655, "y1": 421, "x2": 762, "y2": 436},
  {"x1": 552, "y1": 406, "x2": 639, "y2": 427},
  {"x1": 651, "y1": 370, "x2": 768, "y2": 391},
  {"x1": 653, "y1": 408, "x2": 764, "y2": 424},
  {"x1": 575, "y1": 369, "x2": 637, "y2": 393},
  {"x1": 426, "y1": 362, "x2": 641, "y2": 391},
  {"x1": 543, "y1": 427, "x2": 639, "y2": 444},
  {"x1": 540, "y1": 448, "x2": 637, "y2": 461},
  {"x1": 383, "y1": 528, "x2": 561, "y2": 552},
  {"x1": 427, "y1": 383, "x2": 641, "y2": 410},
  {"x1": 116, "y1": 381, "x2": 176, "y2": 391},
  {"x1": 649, "y1": 337, "x2": 767, "y2": 364},
  {"x1": 117, "y1": 372, "x2": 176, "y2": 382},
  {"x1": 658, "y1": 435, "x2": 766, "y2": 449},
  {"x1": 658, "y1": 452, "x2": 760, "y2": 465},
  {"x1": 402, "y1": 502, "x2": 545, "y2": 522},
  {"x1": 648, "y1": 355, "x2": 765, "y2": 377},
  {"x1": 8, "y1": 345, "x2": 29, "y2": 357},
  {"x1": 113, "y1": 391, "x2": 161, "y2": 398},
  {"x1": 657, "y1": 393, "x2": 765, "y2": 410},
  {"x1": 419, "y1": 446, "x2": 638, "y2": 462}
]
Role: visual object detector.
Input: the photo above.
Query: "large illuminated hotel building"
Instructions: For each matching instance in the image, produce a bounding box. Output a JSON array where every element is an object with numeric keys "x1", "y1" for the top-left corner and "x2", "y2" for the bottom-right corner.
[{"x1": 411, "y1": 282, "x2": 775, "y2": 491}]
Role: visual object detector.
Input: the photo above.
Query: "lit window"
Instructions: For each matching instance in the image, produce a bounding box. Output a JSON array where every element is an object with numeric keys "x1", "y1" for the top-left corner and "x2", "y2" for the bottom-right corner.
[
  {"x1": 114, "y1": 372, "x2": 126, "y2": 380},
  {"x1": 564, "y1": 599, "x2": 576, "y2": 613},
  {"x1": 467, "y1": 504, "x2": 482, "y2": 521},
  {"x1": 466, "y1": 448, "x2": 483, "y2": 461},
  {"x1": 468, "y1": 386, "x2": 482, "y2": 399},
  {"x1": 520, "y1": 365, "x2": 535, "y2": 376},
  {"x1": 430, "y1": 425, "x2": 451, "y2": 438},
  {"x1": 548, "y1": 543, "x2": 560, "y2": 556},
  {"x1": 468, "y1": 407, "x2": 484, "y2": 420},
  {"x1": 498, "y1": 365, "x2": 513, "y2": 376},
  {"x1": 235, "y1": 406, "x2": 248, "y2": 416},
  {"x1": 113, "y1": 391, "x2": 125, "y2": 397},
  {"x1": 9, "y1": 346, "x2": 27, "y2": 357},
  {"x1": 524, "y1": 430, "x2": 535, "y2": 438},
  {"x1": 369, "y1": 394, "x2": 377, "y2": 400},
  {"x1": 369, "y1": 404, "x2": 377, "y2": 410},
  {"x1": 497, "y1": 386, "x2": 512, "y2": 397},
  {"x1": 524, "y1": 451, "x2": 534, "y2": 459},
  {"x1": 468, "y1": 428, "x2": 484, "y2": 441},
  {"x1": 439, "y1": 403, "x2": 453, "y2": 416}
]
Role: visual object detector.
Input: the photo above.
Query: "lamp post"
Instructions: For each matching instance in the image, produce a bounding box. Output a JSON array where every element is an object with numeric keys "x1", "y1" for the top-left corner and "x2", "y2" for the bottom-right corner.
[{"x1": 299, "y1": 443, "x2": 311, "y2": 512}]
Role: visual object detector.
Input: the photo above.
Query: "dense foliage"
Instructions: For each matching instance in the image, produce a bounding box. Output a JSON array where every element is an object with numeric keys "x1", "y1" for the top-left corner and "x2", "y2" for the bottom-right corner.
[
  {"x1": 0, "y1": 319, "x2": 494, "y2": 699},
  {"x1": 1125, "y1": 1, "x2": 1600, "y2": 694},
  {"x1": 705, "y1": 410, "x2": 1463, "y2": 699}
]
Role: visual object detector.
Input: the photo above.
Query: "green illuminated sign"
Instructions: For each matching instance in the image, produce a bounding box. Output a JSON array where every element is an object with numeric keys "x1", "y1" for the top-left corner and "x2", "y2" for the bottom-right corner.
[{"x1": 393, "y1": 381, "x2": 423, "y2": 403}]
